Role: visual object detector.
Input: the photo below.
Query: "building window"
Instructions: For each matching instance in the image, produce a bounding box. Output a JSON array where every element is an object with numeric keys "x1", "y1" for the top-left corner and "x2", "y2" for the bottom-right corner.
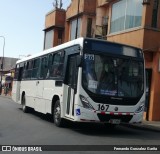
[
  {"x1": 86, "y1": 18, "x2": 92, "y2": 38},
  {"x1": 44, "y1": 29, "x2": 54, "y2": 50},
  {"x1": 58, "y1": 30, "x2": 63, "y2": 45},
  {"x1": 110, "y1": 0, "x2": 143, "y2": 33},
  {"x1": 70, "y1": 18, "x2": 81, "y2": 40},
  {"x1": 152, "y1": 0, "x2": 159, "y2": 28},
  {"x1": 102, "y1": 16, "x2": 108, "y2": 37}
]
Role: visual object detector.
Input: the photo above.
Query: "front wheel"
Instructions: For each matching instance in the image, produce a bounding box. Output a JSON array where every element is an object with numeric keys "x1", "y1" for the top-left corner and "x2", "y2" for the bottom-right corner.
[{"x1": 53, "y1": 100, "x2": 65, "y2": 127}]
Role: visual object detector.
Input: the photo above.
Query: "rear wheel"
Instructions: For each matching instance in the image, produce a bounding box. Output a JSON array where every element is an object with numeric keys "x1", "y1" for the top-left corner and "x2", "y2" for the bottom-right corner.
[
  {"x1": 53, "y1": 100, "x2": 65, "y2": 127},
  {"x1": 22, "y1": 95, "x2": 29, "y2": 113}
]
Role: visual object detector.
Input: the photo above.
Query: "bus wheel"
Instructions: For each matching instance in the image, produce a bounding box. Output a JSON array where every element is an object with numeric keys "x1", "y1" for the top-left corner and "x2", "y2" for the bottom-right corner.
[
  {"x1": 53, "y1": 100, "x2": 64, "y2": 127},
  {"x1": 22, "y1": 95, "x2": 29, "y2": 113}
]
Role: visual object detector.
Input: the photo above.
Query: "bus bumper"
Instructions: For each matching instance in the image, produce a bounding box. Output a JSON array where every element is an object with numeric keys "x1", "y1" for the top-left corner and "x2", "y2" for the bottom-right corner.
[{"x1": 74, "y1": 106, "x2": 143, "y2": 124}]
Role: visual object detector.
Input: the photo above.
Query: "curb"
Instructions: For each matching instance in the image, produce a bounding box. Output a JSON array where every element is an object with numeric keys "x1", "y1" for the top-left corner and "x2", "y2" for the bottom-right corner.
[{"x1": 122, "y1": 123, "x2": 160, "y2": 132}]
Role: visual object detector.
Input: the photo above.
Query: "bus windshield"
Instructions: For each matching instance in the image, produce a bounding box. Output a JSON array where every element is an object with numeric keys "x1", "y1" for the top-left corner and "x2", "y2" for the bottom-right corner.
[{"x1": 82, "y1": 53, "x2": 144, "y2": 98}]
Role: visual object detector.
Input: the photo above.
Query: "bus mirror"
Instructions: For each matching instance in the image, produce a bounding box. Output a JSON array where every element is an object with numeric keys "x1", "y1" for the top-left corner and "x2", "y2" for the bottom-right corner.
[{"x1": 76, "y1": 55, "x2": 82, "y2": 67}]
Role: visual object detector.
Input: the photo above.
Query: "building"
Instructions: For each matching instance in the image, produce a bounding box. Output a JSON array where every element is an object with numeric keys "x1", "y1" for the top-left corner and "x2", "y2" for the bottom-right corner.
[
  {"x1": 43, "y1": 8, "x2": 66, "y2": 49},
  {"x1": 0, "y1": 57, "x2": 18, "y2": 95},
  {"x1": 44, "y1": 0, "x2": 160, "y2": 121}
]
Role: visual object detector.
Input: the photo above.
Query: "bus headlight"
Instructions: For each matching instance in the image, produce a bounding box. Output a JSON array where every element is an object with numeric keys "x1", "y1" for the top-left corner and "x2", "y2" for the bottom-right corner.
[
  {"x1": 79, "y1": 95, "x2": 94, "y2": 110},
  {"x1": 135, "y1": 104, "x2": 144, "y2": 113}
]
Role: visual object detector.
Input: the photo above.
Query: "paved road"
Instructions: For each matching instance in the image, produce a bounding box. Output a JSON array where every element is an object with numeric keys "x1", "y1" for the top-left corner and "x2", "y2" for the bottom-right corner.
[{"x1": 0, "y1": 96, "x2": 160, "y2": 153}]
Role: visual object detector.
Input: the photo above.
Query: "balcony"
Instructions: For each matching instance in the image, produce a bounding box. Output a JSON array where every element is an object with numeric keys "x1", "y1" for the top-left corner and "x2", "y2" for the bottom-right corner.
[
  {"x1": 45, "y1": 9, "x2": 66, "y2": 30},
  {"x1": 66, "y1": 0, "x2": 96, "y2": 20}
]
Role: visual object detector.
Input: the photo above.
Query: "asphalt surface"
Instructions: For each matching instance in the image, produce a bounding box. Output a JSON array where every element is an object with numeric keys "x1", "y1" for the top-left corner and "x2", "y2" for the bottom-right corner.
[{"x1": 0, "y1": 96, "x2": 160, "y2": 153}]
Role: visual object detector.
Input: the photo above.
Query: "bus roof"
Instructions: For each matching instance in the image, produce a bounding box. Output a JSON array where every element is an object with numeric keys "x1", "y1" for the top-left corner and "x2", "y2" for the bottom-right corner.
[
  {"x1": 16, "y1": 37, "x2": 142, "y2": 64},
  {"x1": 16, "y1": 37, "x2": 84, "y2": 64}
]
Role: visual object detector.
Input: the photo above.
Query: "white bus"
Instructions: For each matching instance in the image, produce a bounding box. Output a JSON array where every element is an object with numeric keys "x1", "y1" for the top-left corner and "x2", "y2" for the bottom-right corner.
[{"x1": 12, "y1": 38, "x2": 145, "y2": 127}]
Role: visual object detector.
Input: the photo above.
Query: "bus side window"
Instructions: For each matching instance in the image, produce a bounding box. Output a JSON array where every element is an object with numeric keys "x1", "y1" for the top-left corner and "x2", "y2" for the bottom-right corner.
[
  {"x1": 25, "y1": 63, "x2": 28, "y2": 79},
  {"x1": 48, "y1": 54, "x2": 53, "y2": 78},
  {"x1": 23, "y1": 60, "x2": 32, "y2": 80},
  {"x1": 22, "y1": 63, "x2": 26, "y2": 79},
  {"x1": 40, "y1": 56, "x2": 48, "y2": 79},
  {"x1": 14, "y1": 64, "x2": 20, "y2": 81},
  {"x1": 18, "y1": 68, "x2": 24, "y2": 82},
  {"x1": 32, "y1": 58, "x2": 40, "y2": 79},
  {"x1": 50, "y1": 51, "x2": 65, "y2": 78},
  {"x1": 25, "y1": 62, "x2": 29, "y2": 79}
]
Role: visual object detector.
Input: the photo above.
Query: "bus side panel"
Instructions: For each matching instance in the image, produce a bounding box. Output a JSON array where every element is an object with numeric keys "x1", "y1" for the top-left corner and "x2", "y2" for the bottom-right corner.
[
  {"x1": 43, "y1": 80, "x2": 63, "y2": 114},
  {"x1": 43, "y1": 80, "x2": 54, "y2": 114},
  {"x1": 12, "y1": 81, "x2": 21, "y2": 104},
  {"x1": 20, "y1": 81, "x2": 36, "y2": 109},
  {"x1": 35, "y1": 80, "x2": 45, "y2": 113}
]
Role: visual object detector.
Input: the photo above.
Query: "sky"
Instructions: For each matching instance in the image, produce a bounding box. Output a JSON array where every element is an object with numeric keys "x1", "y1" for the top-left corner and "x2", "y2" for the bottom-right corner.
[{"x1": 0, "y1": 0, "x2": 71, "y2": 59}]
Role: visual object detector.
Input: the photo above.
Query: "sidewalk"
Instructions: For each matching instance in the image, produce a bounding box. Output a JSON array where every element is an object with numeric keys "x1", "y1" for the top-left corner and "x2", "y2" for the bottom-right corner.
[
  {"x1": 123, "y1": 120, "x2": 160, "y2": 132},
  {"x1": 0, "y1": 93, "x2": 11, "y2": 99}
]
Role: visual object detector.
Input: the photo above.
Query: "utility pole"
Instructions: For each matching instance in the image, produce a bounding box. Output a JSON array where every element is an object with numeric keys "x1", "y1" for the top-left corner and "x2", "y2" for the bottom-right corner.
[
  {"x1": 0, "y1": 36, "x2": 5, "y2": 95},
  {"x1": 75, "y1": 0, "x2": 80, "y2": 39}
]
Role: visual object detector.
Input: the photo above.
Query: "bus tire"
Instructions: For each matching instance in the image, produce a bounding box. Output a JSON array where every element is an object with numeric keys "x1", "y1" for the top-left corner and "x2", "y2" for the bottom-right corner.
[
  {"x1": 22, "y1": 95, "x2": 29, "y2": 113},
  {"x1": 53, "y1": 100, "x2": 65, "y2": 127}
]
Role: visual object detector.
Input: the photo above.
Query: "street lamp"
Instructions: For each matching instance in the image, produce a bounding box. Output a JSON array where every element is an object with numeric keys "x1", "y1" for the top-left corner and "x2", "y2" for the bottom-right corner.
[{"x1": 0, "y1": 36, "x2": 5, "y2": 95}]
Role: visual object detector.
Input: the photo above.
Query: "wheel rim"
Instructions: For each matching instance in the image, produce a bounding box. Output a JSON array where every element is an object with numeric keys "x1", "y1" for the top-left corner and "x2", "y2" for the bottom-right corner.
[{"x1": 54, "y1": 103, "x2": 61, "y2": 124}]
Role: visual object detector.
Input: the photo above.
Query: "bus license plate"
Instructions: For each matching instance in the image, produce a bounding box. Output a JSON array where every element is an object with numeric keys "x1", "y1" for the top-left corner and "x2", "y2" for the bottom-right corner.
[{"x1": 109, "y1": 119, "x2": 121, "y2": 124}]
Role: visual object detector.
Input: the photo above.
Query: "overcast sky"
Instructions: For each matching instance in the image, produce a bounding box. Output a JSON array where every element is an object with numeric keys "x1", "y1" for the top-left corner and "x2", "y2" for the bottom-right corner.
[{"x1": 0, "y1": 0, "x2": 71, "y2": 59}]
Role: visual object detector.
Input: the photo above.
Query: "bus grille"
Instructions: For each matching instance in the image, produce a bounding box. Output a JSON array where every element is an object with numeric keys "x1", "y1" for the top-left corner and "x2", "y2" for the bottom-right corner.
[{"x1": 97, "y1": 114, "x2": 133, "y2": 123}]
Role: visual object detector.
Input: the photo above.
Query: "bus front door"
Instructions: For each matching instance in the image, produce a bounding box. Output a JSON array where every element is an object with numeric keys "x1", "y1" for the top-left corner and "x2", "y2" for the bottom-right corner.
[{"x1": 65, "y1": 55, "x2": 78, "y2": 119}]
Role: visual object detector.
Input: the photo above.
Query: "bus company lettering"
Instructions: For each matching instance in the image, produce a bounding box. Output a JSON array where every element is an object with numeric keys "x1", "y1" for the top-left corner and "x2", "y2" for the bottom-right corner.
[
  {"x1": 12, "y1": 146, "x2": 42, "y2": 152},
  {"x1": 28, "y1": 147, "x2": 42, "y2": 151}
]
